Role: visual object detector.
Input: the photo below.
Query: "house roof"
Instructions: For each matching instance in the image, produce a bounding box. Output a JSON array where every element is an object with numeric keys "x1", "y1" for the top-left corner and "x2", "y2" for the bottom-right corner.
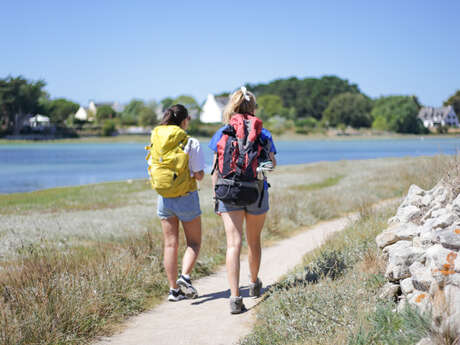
[{"x1": 418, "y1": 106, "x2": 456, "y2": 121}]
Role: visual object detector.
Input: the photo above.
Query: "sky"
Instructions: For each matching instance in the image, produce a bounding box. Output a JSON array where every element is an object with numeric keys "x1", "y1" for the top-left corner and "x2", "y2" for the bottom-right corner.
[{"x1": 1, "y1": 0, "x2": 459, "y2": 107}]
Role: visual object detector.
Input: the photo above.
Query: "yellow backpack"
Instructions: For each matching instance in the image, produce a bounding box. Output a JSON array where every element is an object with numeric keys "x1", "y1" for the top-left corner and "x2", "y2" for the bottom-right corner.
[{"x1": 145, "y1": 125, "x2": 197, "y2": 198}]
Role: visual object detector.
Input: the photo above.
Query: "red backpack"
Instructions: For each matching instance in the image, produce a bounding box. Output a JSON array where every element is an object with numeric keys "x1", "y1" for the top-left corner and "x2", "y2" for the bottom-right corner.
[{"x1": 213, "y1": 113, "x2": 266, "y2": 206}]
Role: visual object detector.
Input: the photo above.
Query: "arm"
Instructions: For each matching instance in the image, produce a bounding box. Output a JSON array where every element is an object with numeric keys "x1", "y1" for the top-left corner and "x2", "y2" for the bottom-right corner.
[
  {"x1": 187, "y1": 138, "x2": 205, "y2": 181},
  {"x1": 193, "y1": 170, "x2": 204, "y2": 181},
  {"x1": 269, "y1": 152, "x2": 277, "y2": 168}
]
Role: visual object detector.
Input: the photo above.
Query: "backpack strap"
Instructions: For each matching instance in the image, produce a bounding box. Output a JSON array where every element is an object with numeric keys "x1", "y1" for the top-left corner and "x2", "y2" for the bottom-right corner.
[{"x1": 210, "y1": 156, "x2": 218, "y2": 175}]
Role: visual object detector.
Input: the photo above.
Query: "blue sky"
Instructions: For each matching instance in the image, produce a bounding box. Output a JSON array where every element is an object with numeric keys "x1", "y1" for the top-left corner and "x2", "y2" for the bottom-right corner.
[{"x1": 1, "y1": 0, "x2": 459, "y2": 107}]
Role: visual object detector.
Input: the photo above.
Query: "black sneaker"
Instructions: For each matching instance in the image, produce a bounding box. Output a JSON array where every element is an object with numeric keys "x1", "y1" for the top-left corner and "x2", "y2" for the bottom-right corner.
[
  {"x1": 176, "y1": 275, "x2": 198, "y2": 298},
  {"x1": 168, "y1": 288, "x2": 186, "y2": 302}
]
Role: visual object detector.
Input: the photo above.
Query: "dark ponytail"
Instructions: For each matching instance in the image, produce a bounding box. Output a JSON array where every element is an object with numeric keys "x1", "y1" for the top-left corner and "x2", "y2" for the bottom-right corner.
[{"x1": 160, "y1": 104, "x2": 189, "y2": 126}]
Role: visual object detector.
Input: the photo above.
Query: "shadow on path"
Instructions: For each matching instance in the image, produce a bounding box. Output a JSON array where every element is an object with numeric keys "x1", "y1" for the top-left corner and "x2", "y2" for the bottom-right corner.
[{"x1": 191, "y1": 285, "x2": 272, "y2": 311}]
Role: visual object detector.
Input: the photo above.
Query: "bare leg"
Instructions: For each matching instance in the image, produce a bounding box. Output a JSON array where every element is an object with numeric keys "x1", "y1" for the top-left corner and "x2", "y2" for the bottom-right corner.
[
  {"x1": 181, "y1": 216, "x2": 202, "y2": 276},
  {"x1": 161, "y1": 217, "x2": 179, "y2": 289},
  {"x1": 221, "y1": 210, "x2": 245, "y2": 297},
  {"x1": 245, "y1": 212, "x2": 266, "y2": 283}
]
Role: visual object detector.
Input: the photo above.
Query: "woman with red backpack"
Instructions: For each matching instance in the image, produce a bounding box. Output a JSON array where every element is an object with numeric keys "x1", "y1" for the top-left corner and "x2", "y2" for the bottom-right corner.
[{"x1": 209, "y1": 87, "x2": 277, "y2": 314}]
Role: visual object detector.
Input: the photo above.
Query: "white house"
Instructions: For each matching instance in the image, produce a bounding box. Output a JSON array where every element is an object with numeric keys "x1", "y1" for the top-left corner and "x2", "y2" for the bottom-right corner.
[
  {"x1": 28, "y1": 114, "x2": 50, "y2": 128},
  {"x1": 75, "y1": 101, "x2": 124, "y2": 122},
  {"x1": 200, "y1": 94, "x2": 229, "y2": 123},
  {"x1": 418, "y1": 105, "x2": 459, "y2": 128}
]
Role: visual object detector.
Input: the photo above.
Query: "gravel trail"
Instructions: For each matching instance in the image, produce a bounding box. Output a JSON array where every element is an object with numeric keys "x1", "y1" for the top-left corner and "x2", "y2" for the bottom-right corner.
[{"x1": 94, "y1": 215, "x2": 359, "y2": 345}]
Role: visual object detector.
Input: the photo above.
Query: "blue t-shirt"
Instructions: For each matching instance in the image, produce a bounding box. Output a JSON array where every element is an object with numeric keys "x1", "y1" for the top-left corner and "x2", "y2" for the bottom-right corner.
[{"x1": 208, "y1": 127, "x2": 277, "y2": 154}]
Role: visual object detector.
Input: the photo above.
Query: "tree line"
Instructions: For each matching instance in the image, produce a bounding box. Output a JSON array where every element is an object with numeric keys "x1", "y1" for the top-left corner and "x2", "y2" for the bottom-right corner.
[
  {"x1": 246, "y1": 75, "x2": 458, "y2": 134},
  {"x1": 1, "y1": 75, "x2": 459, "y2": 137}
]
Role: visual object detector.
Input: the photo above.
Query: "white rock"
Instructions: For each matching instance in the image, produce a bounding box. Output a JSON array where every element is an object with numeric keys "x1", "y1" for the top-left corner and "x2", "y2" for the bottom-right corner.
[
  {"x1": 395, "y1": 205, "x2": 422, "y2": 224},
  {"x1": 408, "y1": 290, "x2": 431, "y2": 314},
  {"x1": 426, "y1": 244, "x2": 458, "y2": 287},
  {"x1": 426, "y1": 244, "x2": 457, "y2": 270},
  {"x1": 431, "y1": 212, "x2": 456, "y2": 230},
  {"x1": 379, "y1": 282, "x2": 400, "y2": 299},
  {"x1": 400, "y1": 277, "x2": 415, "y2": 295},
  {"x1": 444, "y1": 285, "x2": 460, "y2": 320},
  {"x1": 431, "y1": 208, "x2": 449, "y2": 218},
  {"x1": 384, "y1": 241, "x2": 425, "y2": 281},
  {"x1": 435, "y1": 225, "x2": 460, "y2": 250},
  {"x1": 455, "y1": 253, "x2": 460, "y2": 273},
  {"x1": 376, "y1": 223, "x2": 421, "y2": 249},
  {"x1": 385, "y1": 263, "x2": 411, "y2": 281},
  {"x1": 395, "y1": 223, "x2": 421, "y2": 240},
  {"x1": 421, "y1": 193, "x2": 434, "y2": 207},
  {"x1": 448, "y1": 272, "x2": 460, "y2": 287},
  {"x1": 452, "y1": 194, "x2": 460, "y2": 216},
  {"x1": 409, "y1": 262, "x2": 434, "y2": 292},
  {"x1": 430, "y1": 182, "x2": 452, "y2": 205},
  {"x1": 376, "y1": 229, "x2": 398, "y2": 249}
]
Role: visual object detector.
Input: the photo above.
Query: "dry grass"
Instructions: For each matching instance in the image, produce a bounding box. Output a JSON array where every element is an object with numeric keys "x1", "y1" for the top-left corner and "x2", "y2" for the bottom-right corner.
[
  {"x1": 0, "y1": 155, "x2": 454, "y2": 345},
  {"x1": 240, "y1": 154, "x2": 459, "y2": 345}
]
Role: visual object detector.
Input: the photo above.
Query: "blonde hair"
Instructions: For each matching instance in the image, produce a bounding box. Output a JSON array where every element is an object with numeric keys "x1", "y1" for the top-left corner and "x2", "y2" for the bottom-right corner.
[{"x1": 222, "y1": 87, "x2": 257, "y2": 123}]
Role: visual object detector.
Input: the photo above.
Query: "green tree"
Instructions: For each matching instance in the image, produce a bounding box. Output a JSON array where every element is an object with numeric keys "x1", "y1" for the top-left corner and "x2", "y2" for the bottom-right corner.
[
  {"x1": 323, "y1": 93, "x2": 373, "y2": 128},
  {"x1": 41, "y1": 98, "x2": 79, "y2": 125},
  {"x1": 160, "y1": 97, "x2": 174, "y2": 111},
  {"x1": 256, "y1": 94, "x2": 286, "y2": 120},
  {"x1": 371, "y1": 96, "x2": 426, "y2": 134},
  {"x1": 139, "y1": 107, "x2": 157, "y2": 127},
  {"x1": 444, "y1": 90, "x2": 460, "y2": 119},
  {"x1": 101, "y1": 119, "x2": 117, "y2": 136},
  {"x1": 174, "y1": 95, "x2": 201, "y2": 114},
  {"x1": 121, "y1": 99, "x2": 145, "y2": 126},
  {"x1": 0, "y1": 76, "x2": 46, "y2": 135},
  {"x1": 96, "y1": 105, "x2": 116, "y2": 123},
  {"x1": 248, "y1": 75, "x2": 360, "y2": 119}
]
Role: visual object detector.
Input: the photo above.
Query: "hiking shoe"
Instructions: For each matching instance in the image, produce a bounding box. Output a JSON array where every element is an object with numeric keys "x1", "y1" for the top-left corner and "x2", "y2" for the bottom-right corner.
[
  {"x1": 168, "y1": 288, "x2": 186, "y2": 302},
  {"x1": 230, "y1": 296, "x2": 246, "y2": 314},
  {"x1": 249, "y1": 278, "x2": 262, "y2": 298},
  {"x1": 176, "y1": 275, "x2": 198, "y2": 299}
]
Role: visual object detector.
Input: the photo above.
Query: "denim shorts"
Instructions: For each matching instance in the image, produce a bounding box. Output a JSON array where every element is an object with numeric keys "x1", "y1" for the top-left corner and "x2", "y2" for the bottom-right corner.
[
  {"x1": 157, "y1": 190, "x2": 201, "y2": 222},
  {"x1": 216, "y1": 189, "x2": 269, "y2": 215}
]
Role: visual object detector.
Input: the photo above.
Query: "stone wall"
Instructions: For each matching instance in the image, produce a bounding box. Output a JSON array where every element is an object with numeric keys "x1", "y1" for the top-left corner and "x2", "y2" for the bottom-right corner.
[{"x1": 376, "y1": 181, "x2": 460, "y2": 340}]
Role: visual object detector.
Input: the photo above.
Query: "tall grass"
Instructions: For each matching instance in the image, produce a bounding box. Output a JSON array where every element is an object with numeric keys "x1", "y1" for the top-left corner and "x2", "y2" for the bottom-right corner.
[
  {"x1": 240, "y1": 154, "x2": 457, "y2": 345},
  {"x1": 0, "y1": 155, "x2": 452, "y2": 344}
]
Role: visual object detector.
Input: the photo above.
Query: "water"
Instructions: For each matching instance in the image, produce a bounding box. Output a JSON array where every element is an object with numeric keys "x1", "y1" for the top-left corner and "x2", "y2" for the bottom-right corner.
[{"x1": 0, "y1": 137, "x2": 459, "y2": 194}]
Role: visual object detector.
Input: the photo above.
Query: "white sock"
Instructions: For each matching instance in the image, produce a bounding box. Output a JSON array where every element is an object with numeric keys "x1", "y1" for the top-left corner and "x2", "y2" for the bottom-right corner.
[
  {"x1": 171, "y1": 287, "x2": 180, "y2": 292},
  {"x1": 182, "y1": 274, "x2": 190, "y2": 280}
]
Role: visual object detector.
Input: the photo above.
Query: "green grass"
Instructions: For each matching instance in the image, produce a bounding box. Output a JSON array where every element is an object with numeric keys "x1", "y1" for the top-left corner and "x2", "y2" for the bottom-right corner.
[
  {"x1": 240, "y1": 154, "x2": 459, "y2": 345},
  {"x1": 0, "y1": 155, "x2": 453, "y2": 345},
  {"x1": 0, "y1": 179, "x2": 149, "y2": 214},
  {"x1": 240, "y1": 205, "x2": 433, "y2": 345},
  {"x1": 289, "y1": 175, "x2": 344, "y2": 192}
]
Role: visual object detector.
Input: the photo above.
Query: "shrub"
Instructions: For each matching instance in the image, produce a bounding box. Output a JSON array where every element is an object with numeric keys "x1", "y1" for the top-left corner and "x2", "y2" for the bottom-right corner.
[{"x1": 101, "y1": 120, "x2": 117, "y2": 136}]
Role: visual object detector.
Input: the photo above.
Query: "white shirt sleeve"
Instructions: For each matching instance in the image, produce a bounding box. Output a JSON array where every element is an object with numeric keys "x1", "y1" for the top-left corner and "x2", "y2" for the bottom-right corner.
[{"x1": 184, "y1": 137, "x2": 205, "y2": 176}]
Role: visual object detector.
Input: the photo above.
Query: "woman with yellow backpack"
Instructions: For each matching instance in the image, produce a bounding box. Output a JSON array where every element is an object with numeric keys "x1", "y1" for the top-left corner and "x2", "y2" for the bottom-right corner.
[{"x1": 146, "y1": 104, "x2": 205, "y2": 301}]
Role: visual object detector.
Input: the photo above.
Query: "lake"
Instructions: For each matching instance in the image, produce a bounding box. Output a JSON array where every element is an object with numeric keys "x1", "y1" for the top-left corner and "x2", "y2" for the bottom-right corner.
[{"x1": 1, "y1": 137, "x2": 459, "y2": 194}]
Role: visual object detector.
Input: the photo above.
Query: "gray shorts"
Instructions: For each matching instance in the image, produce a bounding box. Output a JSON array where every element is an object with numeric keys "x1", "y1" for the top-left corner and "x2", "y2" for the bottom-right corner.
[
  {"x1": 157, "y1": 190, "x2": 201, "y2": 222},
  {"x1": 216, "y1": 189, "x2": 269, "y2": 215}
]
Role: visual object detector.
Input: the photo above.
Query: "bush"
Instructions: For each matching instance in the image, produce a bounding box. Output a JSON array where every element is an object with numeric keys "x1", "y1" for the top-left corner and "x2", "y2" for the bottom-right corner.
[
  {"x1": 371, "y1": 96, "x2": 427, "y2": 134},
  {"x1": 323, "y1": 92, "x2": 373, "y2": 128},
  {"x1": 295, "y1": 117, "x2": 317, "y2": 134},
  {"x1": 101, "y1": 120, "x2": 117, "y2": 136},
  {"x1": 265, "y1": 115, "x2": 292, "y2": 135}
]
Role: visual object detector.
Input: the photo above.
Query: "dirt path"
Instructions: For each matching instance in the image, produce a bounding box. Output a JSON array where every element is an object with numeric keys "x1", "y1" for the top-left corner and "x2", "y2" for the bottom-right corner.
[{"x1": 94, "y1": 212, "x2": 361, "y2": 345}]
